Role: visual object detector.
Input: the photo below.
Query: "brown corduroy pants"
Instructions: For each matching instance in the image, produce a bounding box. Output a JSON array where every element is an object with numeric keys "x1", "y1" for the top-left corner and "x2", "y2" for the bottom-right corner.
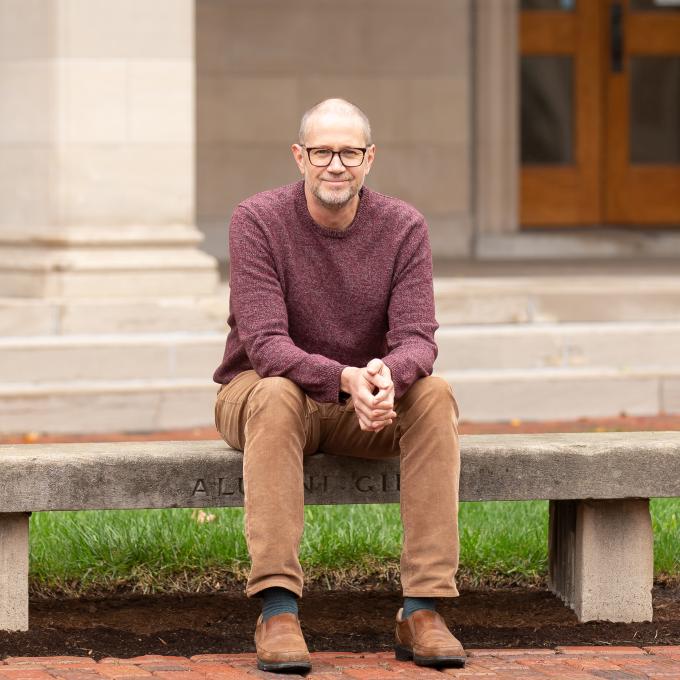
[{"x1": 214, "y1": 369, "x2": 461, "y2": 599}]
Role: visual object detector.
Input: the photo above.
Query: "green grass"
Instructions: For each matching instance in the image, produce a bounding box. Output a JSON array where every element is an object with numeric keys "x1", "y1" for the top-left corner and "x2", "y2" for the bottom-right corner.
[
  {"x1": 27, "y1": 499, "x2": 680, "y2": 595},
  {"x1": 651, "y1": 498, "x2": 680, "y2": 576},
  {"x1": 459, "y1": 500, "x2": 548, "y2": 583}
]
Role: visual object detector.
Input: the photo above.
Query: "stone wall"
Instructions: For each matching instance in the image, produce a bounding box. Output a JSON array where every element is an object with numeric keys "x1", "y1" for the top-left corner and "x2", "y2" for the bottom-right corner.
[
  {"x1": 196, "y1": 0, "x2": 472, "y2": 262},
  {"x1": 0, "y1": 0, "x2": 217, "y2": 300}
]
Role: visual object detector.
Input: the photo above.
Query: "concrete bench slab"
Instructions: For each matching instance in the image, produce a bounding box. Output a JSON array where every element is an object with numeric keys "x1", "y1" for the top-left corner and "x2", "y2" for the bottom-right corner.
[
  {"x1": 0, "y1": 431, "x2": 678, "y2": 630},
  {"x1": 0, "y1": 431, "x2": 679, "y2": 510}
]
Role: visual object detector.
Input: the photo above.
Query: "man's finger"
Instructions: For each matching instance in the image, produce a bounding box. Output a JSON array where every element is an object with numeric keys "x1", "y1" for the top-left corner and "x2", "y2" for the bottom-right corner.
[
  {"x1": 366, "y1": 358, "x2": 383, "y2": 374},
  {"x1": 355, "y1": 401, "x2": 394, "y2": 426},
  {"x1": 354, "y1": 399, "x2": 392, "y2": 420},
  {"x1": 354, "y1": 394, "x2": 377, "y2": 421},
  {"x1": 357, "y1": 412, "x2": 382, "y2": 431},
  {"x1": 364, "y1": 368, "x2": 386, "y2": 385},
  {"x1": 359, "y1": 404, "x2": 395, "y2": 423},
  {"x1": 359, "y1": 416, "x2": 390, "y2": 432},
  {"x1": 372, "y1": 402, "x2": 393, "y2": 413},
  {"x1": 373, "y1": 388, "x2": 393, "y2": 404},
  {"x1": 363, "y1": 368, "x2": 390, "y2": 391},
  {"x1": 373, "y1": 381, "x2": 395, "y2": 404},
  {"x1": 371, "y1": 396, "x2": 394, "y2": 411}
]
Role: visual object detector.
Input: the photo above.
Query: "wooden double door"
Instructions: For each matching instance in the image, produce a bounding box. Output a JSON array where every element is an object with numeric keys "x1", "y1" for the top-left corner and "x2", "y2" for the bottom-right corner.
[{"x1": 520, "y1": 0, "x2": 680, "y2": 227}]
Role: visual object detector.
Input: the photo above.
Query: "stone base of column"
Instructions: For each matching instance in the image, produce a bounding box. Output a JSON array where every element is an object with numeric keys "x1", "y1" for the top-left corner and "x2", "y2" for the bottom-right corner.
[
  {"x1": 0, "y1": 225, "x2": 219, "y2": 298},
  {"x1": 0, "y1": 226, "x2": 225, "y2": 433},
  {"x1": 548, "y1": 499, "x2": 653, "y2": 623},
  {"x1": 0, "y1": 290, "x2": 227, "y2": 335},
  {"x1": 0, "y1": 513, "x2": 29, "y2": 631}
]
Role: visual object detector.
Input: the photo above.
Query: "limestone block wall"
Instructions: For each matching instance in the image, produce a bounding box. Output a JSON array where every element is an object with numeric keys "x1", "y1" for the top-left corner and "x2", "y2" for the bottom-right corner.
[
  {"x1": 0, "y1": 0, "x2": 217, "y2": 301},
  {"x1": 196, "y1": 0, "x2": 472, "y2": 262},
  {"x1": 0, "y1": 0, "x2": 195, "y2": 234},
  {"x1": 0, "y1": 1, "x2": 56, "y2": 234}
]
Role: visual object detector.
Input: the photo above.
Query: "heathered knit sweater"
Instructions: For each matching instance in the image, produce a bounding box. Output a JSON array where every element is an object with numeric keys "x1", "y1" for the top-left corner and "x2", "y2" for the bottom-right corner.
[{"x1": 212, "y1": 180, "x2": 439, "y2": 404}]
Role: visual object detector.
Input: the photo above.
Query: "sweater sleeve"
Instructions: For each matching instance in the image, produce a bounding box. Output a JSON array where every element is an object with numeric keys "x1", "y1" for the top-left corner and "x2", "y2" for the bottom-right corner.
[
  {"x1": 381, "y1": 215, "x2": 439, "y2": 400},
  {"x1": 229, "y1": 205, "x2": 347, "y2": 403}
]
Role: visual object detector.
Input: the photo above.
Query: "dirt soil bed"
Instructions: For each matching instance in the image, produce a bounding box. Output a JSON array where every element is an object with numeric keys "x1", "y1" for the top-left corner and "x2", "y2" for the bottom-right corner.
[{"x1": 2, "y1": 583, "x2": 680, "y2": 659}]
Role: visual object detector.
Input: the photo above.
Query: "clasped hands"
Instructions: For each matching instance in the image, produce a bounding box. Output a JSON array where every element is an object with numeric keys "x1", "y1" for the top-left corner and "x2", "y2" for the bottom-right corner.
[{"x1": 340, "y1": 358, "x2": 396, "y2": 432}]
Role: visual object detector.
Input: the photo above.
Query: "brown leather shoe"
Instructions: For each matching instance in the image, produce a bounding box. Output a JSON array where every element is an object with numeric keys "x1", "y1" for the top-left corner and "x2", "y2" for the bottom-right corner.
[
  {"x1": 254, "y1": 612, "x2": 312, "y2": 673},
  {"x1": 395, "y1": 607, "x2": 466, "y2": 668}
]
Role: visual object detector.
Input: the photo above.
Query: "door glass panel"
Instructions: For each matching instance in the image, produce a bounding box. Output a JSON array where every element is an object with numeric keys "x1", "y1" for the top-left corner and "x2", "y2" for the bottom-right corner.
[
  {"x1": 521, "y1": 56, "x2": 574, "y2": 164},
  {"x1": 521, "y1": 0, "x2": 576, "y2": 8},
  {"x1": 630, "y1": 0, "x2": 680, "y2": 11},
  {"x1": 630, "y1": 57, "x2": 680, "y2": 163}
]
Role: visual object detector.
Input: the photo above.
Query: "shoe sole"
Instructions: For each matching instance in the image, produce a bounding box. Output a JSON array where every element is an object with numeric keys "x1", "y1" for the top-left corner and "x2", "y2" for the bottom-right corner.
[
  {"x1": 395, "y1": 644, "x2": 466, "y2": 668},
  {"x1": 257, "y1": 658, "x2": 312, "y2": 673}
]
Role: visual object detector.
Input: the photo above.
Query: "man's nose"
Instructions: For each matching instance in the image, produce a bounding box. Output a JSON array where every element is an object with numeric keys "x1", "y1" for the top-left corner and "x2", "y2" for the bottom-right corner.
[{"x1": 328, "y1": 153, "x2": 346, "y2": 172}]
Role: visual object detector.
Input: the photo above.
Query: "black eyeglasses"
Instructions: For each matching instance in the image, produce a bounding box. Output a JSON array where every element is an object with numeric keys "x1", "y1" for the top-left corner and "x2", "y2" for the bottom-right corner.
[{"x1": 302, "y1": 146, "x2": 368, "y2": 168}]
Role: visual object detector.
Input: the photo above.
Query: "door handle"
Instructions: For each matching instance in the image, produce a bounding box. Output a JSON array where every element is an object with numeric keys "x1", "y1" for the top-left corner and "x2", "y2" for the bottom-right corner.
[{"x1": 611, "y1": 2, "x2": 623, "y2": 72}]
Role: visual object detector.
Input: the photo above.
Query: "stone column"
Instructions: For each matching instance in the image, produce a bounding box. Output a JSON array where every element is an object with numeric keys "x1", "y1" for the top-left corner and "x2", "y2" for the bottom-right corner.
[
  {"x1": 0, "y1": 513, "x2": 29, "y2": 631},
  {"x1": 473, "y1": 0, "x2": 519, "y2": 238},
  {"x1": 549, "y1": 499, "x2": 654, "y2": 623},
  {"x1": 0, "y1": 0, "x2": 218, "y2": 303}
]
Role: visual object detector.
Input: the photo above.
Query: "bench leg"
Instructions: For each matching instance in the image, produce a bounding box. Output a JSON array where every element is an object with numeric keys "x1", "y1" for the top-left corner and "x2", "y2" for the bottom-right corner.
[
  {"x1": 548, "y1": 499, "x2": 653, "y2": 623},
  {"x1": 0, "y1": 513, "x2": 29, "y2": 631}
]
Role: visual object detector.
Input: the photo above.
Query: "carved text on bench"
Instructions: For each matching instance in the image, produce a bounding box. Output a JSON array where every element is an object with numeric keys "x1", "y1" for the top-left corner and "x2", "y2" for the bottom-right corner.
[{"x1": 191, "y1": 473, "x2": 401, "y2": 498}]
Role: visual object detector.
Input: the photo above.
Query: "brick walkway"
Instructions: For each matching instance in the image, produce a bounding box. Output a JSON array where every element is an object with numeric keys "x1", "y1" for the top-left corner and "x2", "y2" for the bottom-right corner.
[
  {"x1": 1, "y1": 412, "x2": 679, "y2": 445},
  {"x1": 4, "y1": 648, "x2": 680, "y2": 680}
]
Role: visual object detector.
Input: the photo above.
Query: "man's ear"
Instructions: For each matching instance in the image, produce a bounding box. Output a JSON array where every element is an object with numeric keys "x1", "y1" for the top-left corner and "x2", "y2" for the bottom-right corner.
[
  {"x1": 291, "y1": 144, "x2": 306, "y2": 175},
  {"x1": 364, "y1": 144, "x2": 376, "y2": 175}
]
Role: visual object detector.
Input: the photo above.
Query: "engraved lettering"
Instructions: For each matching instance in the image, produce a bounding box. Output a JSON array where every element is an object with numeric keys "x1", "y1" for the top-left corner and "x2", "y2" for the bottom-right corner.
[
  {"x1": 218, "y1": 477, "x2": 235, "y2": 496},
  {"x1": 356, "y1": 475, "x2": 376, "y2": 492},
  {"x1": 381, "y1": 473, "x2": 401, "y2": 493},
  {"x1": 192, "y1": 479, "x2": 208, "y2": 496},
  {"x1": 304, "y1": 475, "x2": 328, "y2": 493}
]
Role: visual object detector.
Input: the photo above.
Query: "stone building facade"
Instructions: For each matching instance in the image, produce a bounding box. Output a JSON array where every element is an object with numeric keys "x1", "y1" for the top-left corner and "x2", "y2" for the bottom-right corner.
[{"x1": 1, "y1": 0, "x2": 679, "y2": 433}]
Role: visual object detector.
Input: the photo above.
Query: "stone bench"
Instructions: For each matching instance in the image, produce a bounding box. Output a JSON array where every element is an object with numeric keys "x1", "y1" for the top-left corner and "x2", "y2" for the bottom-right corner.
[{"x1": 0, "y1": 430, "x2": 679, "y2": 631}]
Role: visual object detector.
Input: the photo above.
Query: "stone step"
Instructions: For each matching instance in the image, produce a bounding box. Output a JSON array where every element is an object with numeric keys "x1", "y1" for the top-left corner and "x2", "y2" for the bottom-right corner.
[
  {"x1": 0, "y1": 378, "x2": 217, "y2": 435},
  {"x1": 3, "y1": 273, "x2": 680, "y2": 336},
  {"x1": 0, "y1": 294, "x2": 228, "y2": 336},
  {"x1": 441, "y1": 366, "x2": 680, "y2": 422},
  {"x1": 433, "y1": 276, "x2": 680, "y2": 324},
  {"x1": 433, "y1": 320, "x2": 680, "y2": 371},
  {"x1": 2, "y1": 321, "x2": 680, "y2": 383},
  {"x1": 0, "y1": 333, "x2": 226, "y2": 383},
  {"x1": 1, "y1": 367, "x2": 678, "y2": 434}
]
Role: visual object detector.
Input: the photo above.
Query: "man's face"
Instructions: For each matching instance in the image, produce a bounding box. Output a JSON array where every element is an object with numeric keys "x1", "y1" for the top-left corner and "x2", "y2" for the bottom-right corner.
[{"x1": 292, "y1": 112, "x2": 375, "y2": 210}]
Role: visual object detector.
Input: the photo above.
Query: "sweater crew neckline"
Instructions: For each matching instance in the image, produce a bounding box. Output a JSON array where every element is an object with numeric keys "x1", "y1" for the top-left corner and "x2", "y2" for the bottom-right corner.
[{"x1": 293, "y1": 180, "x2": 368, "y2": 239}]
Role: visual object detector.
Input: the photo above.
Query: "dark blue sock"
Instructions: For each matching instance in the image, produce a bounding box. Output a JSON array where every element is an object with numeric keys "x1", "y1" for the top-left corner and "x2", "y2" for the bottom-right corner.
[
  {"x1": 261, "y1": 586, "x2": 298, "y2": 622},
  {"x1": 403, "y1": 596, "x2": 436, "y2": 619}
]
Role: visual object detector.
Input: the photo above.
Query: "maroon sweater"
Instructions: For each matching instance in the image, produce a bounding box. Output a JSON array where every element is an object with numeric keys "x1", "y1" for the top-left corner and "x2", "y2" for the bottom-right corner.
[{"x1": 213, "y1": 180, "x2": 439, "y2": 403}]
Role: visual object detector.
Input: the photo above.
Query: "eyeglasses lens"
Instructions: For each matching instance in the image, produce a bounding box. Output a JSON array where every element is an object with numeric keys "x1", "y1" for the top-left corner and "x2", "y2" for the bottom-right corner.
[{"x1": 309, "y1": 149, "x2": 364, "y2": 167}]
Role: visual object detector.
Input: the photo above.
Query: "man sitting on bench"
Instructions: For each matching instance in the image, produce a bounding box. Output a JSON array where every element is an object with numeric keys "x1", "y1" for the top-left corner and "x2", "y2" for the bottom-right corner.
[{"x1": 213, "y1": 98, "x2": 464, "y2": 674}]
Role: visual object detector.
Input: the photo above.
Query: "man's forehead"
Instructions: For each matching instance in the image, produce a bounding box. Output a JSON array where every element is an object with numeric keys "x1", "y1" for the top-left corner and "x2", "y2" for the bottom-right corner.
[{"x1": 304, "y1": 111, "x2": 367, "y2": 146}]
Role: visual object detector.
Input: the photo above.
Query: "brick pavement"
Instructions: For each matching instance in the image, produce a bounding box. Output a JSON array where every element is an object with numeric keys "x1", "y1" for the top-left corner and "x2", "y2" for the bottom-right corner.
[
  {"x1": 2, "y1": 411, "x2": 679, "y2": 445},
  {"x1": 3, "y1": 648, "x2": 680, "y2": 680}
]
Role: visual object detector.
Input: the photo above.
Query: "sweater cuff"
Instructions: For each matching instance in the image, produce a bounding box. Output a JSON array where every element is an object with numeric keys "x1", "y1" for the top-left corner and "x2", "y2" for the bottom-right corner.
[
  {"x1": 317, "y1": 362, "x2": 349, "y2": 404},
  {"x1": 381, "y1": 355, "x2": 409, "y2": 401}
]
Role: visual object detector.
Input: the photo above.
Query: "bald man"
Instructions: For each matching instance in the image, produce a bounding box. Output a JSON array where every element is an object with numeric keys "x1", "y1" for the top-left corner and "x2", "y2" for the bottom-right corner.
[{"x1": 213, "y1": 99, "x2": 465, "y2": 673}]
